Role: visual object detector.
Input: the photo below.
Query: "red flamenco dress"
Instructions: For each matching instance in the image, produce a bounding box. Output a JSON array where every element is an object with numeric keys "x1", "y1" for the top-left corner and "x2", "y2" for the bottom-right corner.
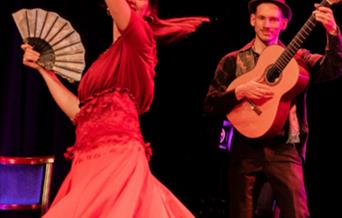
[{"x1": 43, "y1": 11, "x2": 194, "y2": 218}]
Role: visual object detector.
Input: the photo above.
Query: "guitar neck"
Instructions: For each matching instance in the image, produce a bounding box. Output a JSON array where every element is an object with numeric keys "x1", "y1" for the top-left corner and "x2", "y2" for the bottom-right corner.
[{"x1": 275, "y1": 0, "x2": 332, "y2": 71}]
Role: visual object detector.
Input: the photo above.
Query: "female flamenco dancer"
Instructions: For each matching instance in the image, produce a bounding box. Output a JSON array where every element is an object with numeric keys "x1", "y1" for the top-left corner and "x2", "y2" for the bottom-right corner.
[{"x1": 21, "y1": 0, "x2": 209, "y2": 217}]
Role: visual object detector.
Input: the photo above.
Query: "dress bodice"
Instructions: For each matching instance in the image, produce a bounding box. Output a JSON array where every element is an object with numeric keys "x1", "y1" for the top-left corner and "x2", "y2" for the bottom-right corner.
[
  {"x1": 70, "y1": 90, "x2": 144, "y2": 155},
  {"x1": 77, "y1": 11, "x2": 157, "y2": 114}
]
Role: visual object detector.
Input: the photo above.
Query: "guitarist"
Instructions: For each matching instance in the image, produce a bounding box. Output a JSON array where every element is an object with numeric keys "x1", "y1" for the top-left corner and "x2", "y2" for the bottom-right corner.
[{"x1": 204, "y1": 0, "x2": 342, "y2": 217}]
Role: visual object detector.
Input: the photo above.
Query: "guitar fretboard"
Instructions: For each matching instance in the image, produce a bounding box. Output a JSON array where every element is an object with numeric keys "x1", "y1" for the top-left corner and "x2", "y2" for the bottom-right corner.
[{"x1": 275, "y1": 0, "x2": 331, "y2": 71}]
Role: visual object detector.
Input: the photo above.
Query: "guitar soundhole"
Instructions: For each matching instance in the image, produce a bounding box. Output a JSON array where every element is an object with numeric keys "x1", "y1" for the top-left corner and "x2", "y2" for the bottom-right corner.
[{"x1": 265, "y1": 65, "x2": 281, "y2": 85}]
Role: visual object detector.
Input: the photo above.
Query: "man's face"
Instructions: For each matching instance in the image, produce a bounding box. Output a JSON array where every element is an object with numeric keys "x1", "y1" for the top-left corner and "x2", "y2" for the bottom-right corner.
[{"x1": 250, "y1": 3, "x2": 288, "y2": 45}]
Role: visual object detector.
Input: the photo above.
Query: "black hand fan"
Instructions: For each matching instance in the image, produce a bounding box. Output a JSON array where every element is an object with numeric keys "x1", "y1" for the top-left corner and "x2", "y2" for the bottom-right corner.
[{"x1": 12, "y1": 8, "x2": 86, "y2": 82}]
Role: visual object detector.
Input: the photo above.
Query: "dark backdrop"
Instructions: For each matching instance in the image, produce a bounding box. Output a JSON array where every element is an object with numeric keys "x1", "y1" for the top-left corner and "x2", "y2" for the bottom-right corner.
[{"x1": 1, "y1": 0, "x2": 341, "y2": 217}]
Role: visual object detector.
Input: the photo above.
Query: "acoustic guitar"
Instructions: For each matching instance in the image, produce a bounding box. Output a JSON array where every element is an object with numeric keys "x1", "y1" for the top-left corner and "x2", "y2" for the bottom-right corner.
[{"x1": 226, "y1": 0, "x2": 341, "y2": 138}]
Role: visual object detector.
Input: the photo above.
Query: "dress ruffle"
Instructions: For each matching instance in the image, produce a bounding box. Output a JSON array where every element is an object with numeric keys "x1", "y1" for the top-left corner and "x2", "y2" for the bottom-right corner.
[{"x1": 45, "y1": 141, "x2": 194, "y2": 218}]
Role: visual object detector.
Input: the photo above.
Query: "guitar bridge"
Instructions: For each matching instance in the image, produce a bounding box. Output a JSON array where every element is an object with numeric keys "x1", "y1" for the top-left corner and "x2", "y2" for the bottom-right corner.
[{"x1": 246, "y1": 98, "x2": 262, "y2": 115}]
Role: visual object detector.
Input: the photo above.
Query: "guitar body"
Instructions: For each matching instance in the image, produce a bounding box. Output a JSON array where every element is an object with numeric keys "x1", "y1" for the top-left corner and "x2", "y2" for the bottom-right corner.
[{"x1": 226, "y1": 45, "x2": 310, "y2": 138}]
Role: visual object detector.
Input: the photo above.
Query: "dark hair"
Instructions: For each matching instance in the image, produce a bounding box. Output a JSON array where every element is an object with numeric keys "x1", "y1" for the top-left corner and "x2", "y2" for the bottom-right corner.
[
  {"x1": 97, "y1": 0, "x2": 159, "y2": 22},
  {"x1": 96, "y1": 0, "x2": 208, "y2": 45},
  {"x1": 144, "y1": 0, "x2": 159, "y2": 23},
  {"x1": 149, "y1": 0, "x2": 158, "y2": 11}
]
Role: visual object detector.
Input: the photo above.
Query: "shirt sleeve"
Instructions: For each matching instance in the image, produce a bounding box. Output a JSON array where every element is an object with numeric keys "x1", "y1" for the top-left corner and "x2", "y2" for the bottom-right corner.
[
  {"x1": 119, "y1": 11, "x2": 157, "y2": 114},
  {"x1": 120, "y1": 11, "x2": 155, "y2": 55},
  {"x1": 204, "y1": 53, "x2": 240, "y2": 117},
  {"x1": 297, "y1": 27, "x2": 342, "y2": 83}
]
